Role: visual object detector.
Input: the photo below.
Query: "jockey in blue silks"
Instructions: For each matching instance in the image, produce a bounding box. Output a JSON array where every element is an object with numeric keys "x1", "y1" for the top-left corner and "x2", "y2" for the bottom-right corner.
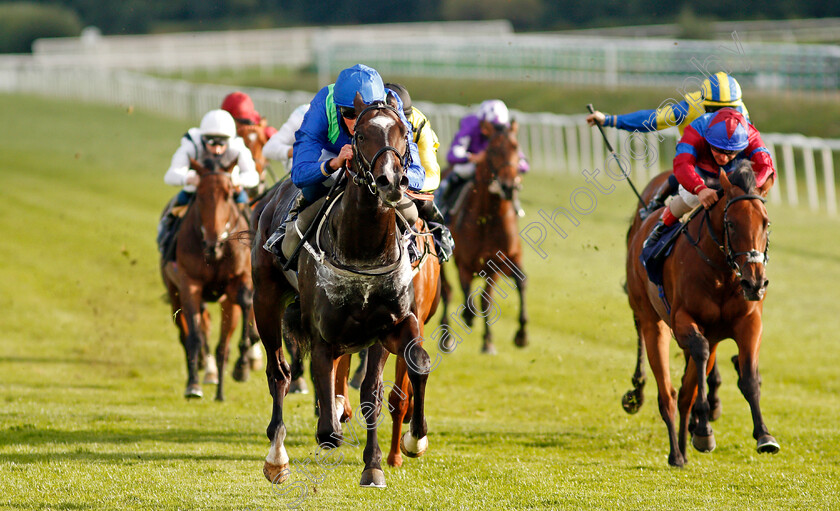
[
  {"x1": 290, "y1": 63, "x2": 425, "y2": 203},
  {"x1": 264, "y1": 64, "x2": 453, "y2": 264}
]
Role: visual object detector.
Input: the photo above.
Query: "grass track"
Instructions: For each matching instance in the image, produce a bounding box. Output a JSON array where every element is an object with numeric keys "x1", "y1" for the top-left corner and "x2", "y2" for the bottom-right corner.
[{"x1": 1, "y1": 94, "x2": 839, "y2": 510}]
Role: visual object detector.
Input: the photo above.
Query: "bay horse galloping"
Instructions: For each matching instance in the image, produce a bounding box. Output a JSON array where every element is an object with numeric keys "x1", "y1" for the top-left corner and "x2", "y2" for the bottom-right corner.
[
  {"x1": 625, "y1": 163, "x2": 778, "y2": 466},
  {"x1": 252, "y1": 93, "x2": 437, "y2": 488},
  {"x1": 440, "y1": 122, "x2": 527, "y2": 354},
  {"x1": 161, "y1": 158, "x2": 254, "y2": 400},
  {"x1": 622, "y1": 171, "x2": 727, "y2": 422}
]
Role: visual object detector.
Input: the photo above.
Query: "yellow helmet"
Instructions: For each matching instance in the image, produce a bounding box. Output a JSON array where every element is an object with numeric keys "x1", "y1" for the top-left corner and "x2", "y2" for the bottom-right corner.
[{"x1": 700, "y1": 72, "x2": 743, "y2": 107}]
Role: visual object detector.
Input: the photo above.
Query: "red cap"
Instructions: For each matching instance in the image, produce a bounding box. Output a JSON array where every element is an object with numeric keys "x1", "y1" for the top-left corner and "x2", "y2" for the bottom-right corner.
[{"x1": 221, "y1": 91, "x2": 258, "y2": 123}]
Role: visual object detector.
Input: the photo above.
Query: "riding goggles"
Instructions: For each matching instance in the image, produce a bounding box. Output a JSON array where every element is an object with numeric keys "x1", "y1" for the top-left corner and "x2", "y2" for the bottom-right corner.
[
  {"x1": 339, "y1": 106, "x2": 358, "y2": 120},
  {"x1": 202, "y1": 136, "x2": 230, "y2": 147}
]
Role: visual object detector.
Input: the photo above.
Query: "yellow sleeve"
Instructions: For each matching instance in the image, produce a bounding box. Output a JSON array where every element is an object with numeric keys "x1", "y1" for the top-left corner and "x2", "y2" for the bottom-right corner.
[{"x1": 411, "y1": 108, "x2": 441, "y2": 193}]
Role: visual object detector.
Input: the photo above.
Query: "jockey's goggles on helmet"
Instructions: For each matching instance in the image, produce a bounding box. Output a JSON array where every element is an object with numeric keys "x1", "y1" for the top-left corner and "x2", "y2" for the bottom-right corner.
[
  {"x1": 339, "y1": 106, "x2": 358, "y2": 120},
  {"x1": 202, "y1": 135, "x2": 229, "y2": 147},
  {"x1": 234, "y1": 117, "x2": 256, "y2": 126}
]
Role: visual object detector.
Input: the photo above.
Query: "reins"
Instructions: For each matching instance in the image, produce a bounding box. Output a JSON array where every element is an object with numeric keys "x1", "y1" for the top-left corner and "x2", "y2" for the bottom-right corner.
[{"x1": 682, "y1": 191, "x2": 768, "y2": 278}]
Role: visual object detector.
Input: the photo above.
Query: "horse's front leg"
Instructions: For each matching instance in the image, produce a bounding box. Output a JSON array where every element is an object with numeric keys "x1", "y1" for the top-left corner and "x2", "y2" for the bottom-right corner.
[
  {"x1": 734, "y1": 313, "x2": 780, "y2": 454},
  {"x1": 180, "y1": 281, "x2": 206, "y2": 398},
  {"x1": 706, "y1": 359, "x2": 723, "y2": 421},
  {"x1": 253, "y1": 279, "x2": 292, "y2": 483},
  {"x1": 512, "y1": 264, "x2": 528, "y2": 348},
  {"x1": 479, "y1": 280, "x2": 496, "y2": 354},
  {"x1": 675, "y1": 317, "x2": 715, "y2": 454},
  {"x1": 397, "y1": 315, "x2": 430, "y2": 459},
  {"x1": 214, "y1": 284, "x2": 243, "y2": 401},
  {"x1": 232, "y1": 283, "x2": 255, "y2": 383},
  {"x1": 312, "y1": 341, "x2": 341, "y2": 448},
  {"x1": 387, "y1": 355, "x2": 412, "y2": 467},
  {"x1": 359, "y1": 343, "x2": 390, "y2": 488},
  {"x1": 622, "y1": 315, "x2": 647, "y2": 414},
  {"x1": 334, "y1": 354, "x2": 353, "y2": 422}
]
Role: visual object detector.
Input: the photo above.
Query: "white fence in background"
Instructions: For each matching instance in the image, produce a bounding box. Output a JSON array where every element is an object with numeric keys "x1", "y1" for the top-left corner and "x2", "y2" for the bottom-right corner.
[
  {"x1": 30, "y1": 22, "x2": 840, "y2": 92},
  {"x1": 0, "y1": 63, "x2": 836, "y2": 216}
]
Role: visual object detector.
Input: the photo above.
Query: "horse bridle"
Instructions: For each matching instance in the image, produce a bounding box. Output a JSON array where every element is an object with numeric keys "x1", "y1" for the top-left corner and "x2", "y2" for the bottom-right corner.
[
  {"x1": 701, "y1": 193, "x2": 770, "y2": 278},
  {"x1": 195, "y1": 170, "x2": 238, "y2": 246},
  {"x1": 347, "y1": 102, "x2": 411, "y2": 196}
]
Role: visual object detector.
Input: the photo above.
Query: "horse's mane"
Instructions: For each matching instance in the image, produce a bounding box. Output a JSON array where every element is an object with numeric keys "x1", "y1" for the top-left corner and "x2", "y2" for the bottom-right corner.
[{"x1": 729, "y1": 160, "x2": 757, "y2": 194}]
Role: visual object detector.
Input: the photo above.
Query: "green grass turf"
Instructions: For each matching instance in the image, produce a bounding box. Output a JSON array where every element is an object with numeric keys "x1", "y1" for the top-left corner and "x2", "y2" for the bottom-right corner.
[{"x1": 1, "y1": 93, "x2": 839, "y2": 510}]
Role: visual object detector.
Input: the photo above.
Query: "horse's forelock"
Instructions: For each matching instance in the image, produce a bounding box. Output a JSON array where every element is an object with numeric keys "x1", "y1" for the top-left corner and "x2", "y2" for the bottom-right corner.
[{"x1": 729, "y1": 160, "x2": 757, "y2": 194}]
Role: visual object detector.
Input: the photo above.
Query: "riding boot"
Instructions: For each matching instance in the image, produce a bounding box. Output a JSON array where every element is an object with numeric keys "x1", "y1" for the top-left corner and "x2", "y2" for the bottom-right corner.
[
  {"x1": 639, "y1": 177, "x2": 678, "y2": 220},
  {"x1": 438, "y1": 174, "x2": 466, "y2": 221},
  {"x1": 415, "y1": 199, "x2": 454, "y2": 262},
  {"x1": 644, "y1": 220, "x2": 667, "y2": 250}
]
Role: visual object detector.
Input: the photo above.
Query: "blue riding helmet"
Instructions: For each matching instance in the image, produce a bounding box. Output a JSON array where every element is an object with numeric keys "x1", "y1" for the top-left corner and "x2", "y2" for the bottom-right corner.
[
  {"x1": 334, "y1": 64, "x2": 385, "y2": 108},
  {"x1": 704, "y1": 108, "x2": 749, "y2": 152}
]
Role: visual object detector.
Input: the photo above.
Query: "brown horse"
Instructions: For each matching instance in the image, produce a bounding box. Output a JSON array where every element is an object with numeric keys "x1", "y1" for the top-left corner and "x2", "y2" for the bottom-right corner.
[
  {"x1": 161, "y1": 158, "x2": 254, "y2": 400},
  {"x1": 439, "y1": 122, "x2": 527, "y2": 354},
  {"x1": 252, "y1": 93, "x2": 438, "y2": 488},
  {"x1": 237, "y1": 120, "x2": 272, "y2": 198},
  {"x1": 622, "y1": 171, "x2": 726, "y2": 422},
  {"x1": 625, "y1": 163, "x2": 777, "y2": 466}
]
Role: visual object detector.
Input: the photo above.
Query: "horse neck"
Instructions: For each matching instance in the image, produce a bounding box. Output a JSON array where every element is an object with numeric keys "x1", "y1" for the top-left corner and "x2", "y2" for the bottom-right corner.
[{"x1": 329, "y1": 181, "x2": 399, "y2": 265}]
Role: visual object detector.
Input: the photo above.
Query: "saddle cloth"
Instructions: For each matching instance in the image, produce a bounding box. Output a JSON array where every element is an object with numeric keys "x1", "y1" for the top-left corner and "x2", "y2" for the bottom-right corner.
[{"x1": 639, "y1": 222, "x2": 682, "y2": 287}]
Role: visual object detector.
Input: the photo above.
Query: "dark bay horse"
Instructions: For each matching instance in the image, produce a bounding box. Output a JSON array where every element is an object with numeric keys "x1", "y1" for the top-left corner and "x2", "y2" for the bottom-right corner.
[
  {"x1": 252, "y1": 93, "x2": 437, "y2": 488},
  {"x1": 623, "y1": 171, "x2": 726, "y2": 422},
  {"x1": 625, "y1": 163, "x2": 778, "y2": 466},
  {"x1": 439, "y1": 122, "x2": 527, "y2": 354},
  {"x1": 161, "y1": 158, "x2": 254, "y2": 400}
]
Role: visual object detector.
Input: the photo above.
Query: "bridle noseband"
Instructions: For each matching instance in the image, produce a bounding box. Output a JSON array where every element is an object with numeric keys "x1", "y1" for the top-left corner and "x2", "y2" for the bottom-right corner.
[
  {"x1": 700, "y1": 193, "x2": 769, "y2": 278},
  {"x1": 347, "y1": 103, "x2": 411, "y2": 196}
]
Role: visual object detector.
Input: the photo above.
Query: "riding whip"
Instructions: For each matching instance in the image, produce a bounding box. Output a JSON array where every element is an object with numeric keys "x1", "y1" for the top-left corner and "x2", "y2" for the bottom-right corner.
[{"x1": 586, "y1": 104, "x2": 646, "y2": 207}]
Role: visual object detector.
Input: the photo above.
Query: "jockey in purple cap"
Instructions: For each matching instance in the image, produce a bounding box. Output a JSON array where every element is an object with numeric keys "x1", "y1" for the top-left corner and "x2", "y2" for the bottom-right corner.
[
  {"x1": 436, "y1": 99, "x2": 530, "y2": 218},
  {"x1": 645, "y1": 108, "x2": 776, "y2": 248}
]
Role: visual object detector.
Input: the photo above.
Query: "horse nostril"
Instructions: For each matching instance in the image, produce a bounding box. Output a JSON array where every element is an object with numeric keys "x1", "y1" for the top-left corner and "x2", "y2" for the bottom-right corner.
[
  {"x1": 375, "y1": 175, "x2": 391, "y2": 189},
  {"x1": 762, "y1": 279, "x2": 770, "y2": 289},
  {"x1": 399, "y1": 175, "x2": 409, "y2": 188}
]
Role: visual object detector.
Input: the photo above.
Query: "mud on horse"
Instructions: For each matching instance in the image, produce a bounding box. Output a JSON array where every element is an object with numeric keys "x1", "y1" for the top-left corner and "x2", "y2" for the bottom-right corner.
[
  {"x1": 625, "y1": 162, "x2": 778, "y2": 466},
  {"x1": 439, "y1": 121, "x2": 527, "y2": 354},
  {"x1": 160, "y1": 157, "x2": 255, "y2": 401},
  {"x1": 252, "y1": 92, "x2": 436, "y2": 488}
]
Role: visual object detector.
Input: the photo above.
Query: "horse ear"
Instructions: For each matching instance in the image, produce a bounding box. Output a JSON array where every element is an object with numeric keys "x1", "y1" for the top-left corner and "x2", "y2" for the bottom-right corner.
[
  {"x1": 189, "y1": 157, "x2": 208, "y2": 175},
  {"x1": 758, "y1": 174, "x2": 774, "y2": 197},
  {"x1": 719, "y1": 170, "x2": 732, "y2": 195},
  {"x1": 510, "y1": 119, "x2": 519, "y2": 134},
  {"x1": 353, "y1": 91, "x2": 365, "y2": 115},
  {"x1": 385, "y1": 90, "x2": 399, "y2": 110}
]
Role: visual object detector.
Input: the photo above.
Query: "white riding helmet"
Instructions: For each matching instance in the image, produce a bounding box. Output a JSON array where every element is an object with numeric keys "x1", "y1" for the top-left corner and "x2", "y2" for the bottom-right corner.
[
  {"x1": 478, "y1": 99, "x2": 510, "y2": 126},
  {"x1": 199, "y1": 109, "x2": 237, "y2": 138}
]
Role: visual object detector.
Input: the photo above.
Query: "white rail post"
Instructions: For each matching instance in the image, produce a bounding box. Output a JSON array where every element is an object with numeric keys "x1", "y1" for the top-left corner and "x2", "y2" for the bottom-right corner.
[
  {"x1": 565, "y1": 124, "x2": 579, "y2": 174},
  {"x1": 821, "y1": 146, "x2": 837, "y2": 216},
  {"x1": 802, "y1": 144, "x2": 819, "y2": 211},
  {"x1": 782, "y1": 144, "x2": 798, "y2": 206}
]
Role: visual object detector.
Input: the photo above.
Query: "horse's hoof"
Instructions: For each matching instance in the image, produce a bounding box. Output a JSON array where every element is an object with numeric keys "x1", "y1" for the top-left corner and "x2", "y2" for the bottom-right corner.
[
  {"x1": 232, "y1": 357, "x2": 249, "y2": 382},
  {"x1": 359, "y1": 468, "x2": 386, "y2": 488},
  {"x1": 756, "y1": 435, "x2": 780, "y2": 454},
  {"x1": 264, "y1": 461, "x2": 290, "y2": 484},
  {"x1": 387, "y1": 452, "x2": 403, "y2": 468},
  {"x1": 400, "y1": 432, "x2": 428, "y2": 458},
  {"x1": 184, "y1": 385, "x2": 203, "y2": 399},
  {"x1": 692, "y1": 433, "x2": 716, "y2": 453},
  {"x1": 481, "y1": 343, "x2": 497, "y2": 355},
  {"x1": 668, "y1": 453, "x2": 686, "y2": 467},
  {"x1": 203, "y1": 372, "x2": 219, "y2": 385},
  {"x1": 288, "y1": 377, "x2": 309, "y2": 394},
  {"x1": 621, "y1": 390, "x2": 644, "y2": 414},
  {"x1": 440, "y1": 335, "x2": 456, "y2": 352},
  {"x1": 513, "y1": 329, "x2": 528, "y2": 348}
]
